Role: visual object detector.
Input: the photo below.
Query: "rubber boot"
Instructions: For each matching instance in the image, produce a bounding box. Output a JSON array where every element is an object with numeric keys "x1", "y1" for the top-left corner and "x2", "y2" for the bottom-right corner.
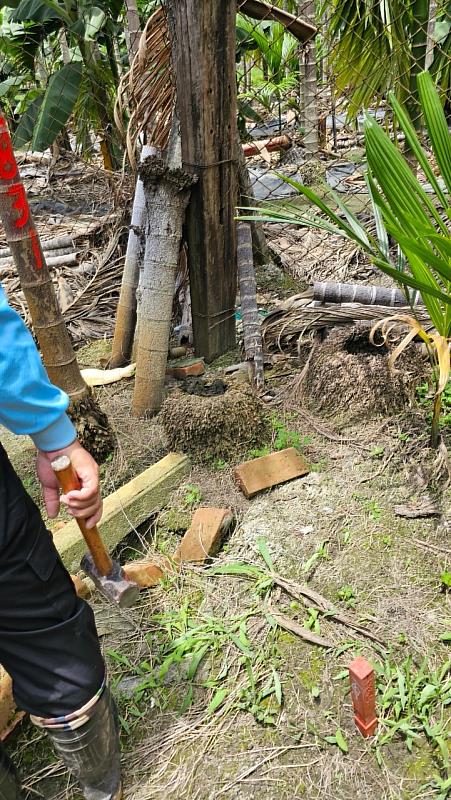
[
  {"x1": 0, "y1": 746, "x2": 23, "y2": 800},
  {"x1": 43, "y1": 688, "x2": 122, "y2": 800}
]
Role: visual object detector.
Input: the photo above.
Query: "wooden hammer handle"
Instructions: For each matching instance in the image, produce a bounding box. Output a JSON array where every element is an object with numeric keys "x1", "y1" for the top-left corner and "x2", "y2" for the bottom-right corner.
[{"x1": 51, "y1": 455, "x2": 113, "y2": 577}]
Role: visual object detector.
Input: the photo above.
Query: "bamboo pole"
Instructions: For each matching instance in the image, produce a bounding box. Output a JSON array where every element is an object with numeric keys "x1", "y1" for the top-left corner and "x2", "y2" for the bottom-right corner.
[
  {"x1": 0, "y1": 112, "x2": 113, "y2": 458},
  {"x1": 110, "y1": 145, "x2": 155, "y2": 368},
  {"x1": 313, "y1": 281, "x2": 422, "y2": 307}
]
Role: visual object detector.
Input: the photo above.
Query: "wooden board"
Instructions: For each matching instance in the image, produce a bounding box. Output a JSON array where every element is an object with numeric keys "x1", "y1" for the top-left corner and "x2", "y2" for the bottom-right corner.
[
  {"x1": 53, "y1": 453, "x2": 190, "y2": 571},
  {"x1": 234, "y1": 448, "x2": 309, "y2": 498}
]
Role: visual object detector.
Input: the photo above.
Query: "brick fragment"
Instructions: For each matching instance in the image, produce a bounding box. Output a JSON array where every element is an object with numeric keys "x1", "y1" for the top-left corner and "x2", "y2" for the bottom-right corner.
[
  {"x1": 349, "y1": 656, "x2": 378, "y2": 737},
  {"x1": 166, "y1": 358, "x2": 205, "y2": 379},
  {"x1": 174, "y1": 507, "x2": 233, "y2": 564},
  {"x1": 233, "y1": 448, "x2": 309, "y2": 498},
  {"x1": 0, "y1": 670, "x2": 15, "y2": 736},
  {"x1": 123, "y1": 558, "x2": 172, "y2": 588},
  {"x1": 71, "y1": 574, "x2": 92, "y2": 599}
]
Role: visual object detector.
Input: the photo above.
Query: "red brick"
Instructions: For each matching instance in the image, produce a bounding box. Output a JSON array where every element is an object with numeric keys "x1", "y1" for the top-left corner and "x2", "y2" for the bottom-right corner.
[
  {"x1": 174, "y1": 508, "x2": 233, "y2": 564},
  {"x1": 123, "y1": 559, "x2": 172, "y2": 588},
  {"x1": 349, "y1": 657, "x2": 378, "y2": 738},
  {"x1": 166, "y1": 358, "x2": 205, "y2": 379},
  {"x1": 71, "y1": 574, "x2": 92, "y2": 599},
  {"x1": 233, "y1": 448, "x2": 309, "y2": 499}
]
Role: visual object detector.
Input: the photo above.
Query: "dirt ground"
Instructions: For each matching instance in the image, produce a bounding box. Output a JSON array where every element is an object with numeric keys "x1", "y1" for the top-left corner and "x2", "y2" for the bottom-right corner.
[{"x1": 4, "y1": 315, "x2": 451, "y2": 800}]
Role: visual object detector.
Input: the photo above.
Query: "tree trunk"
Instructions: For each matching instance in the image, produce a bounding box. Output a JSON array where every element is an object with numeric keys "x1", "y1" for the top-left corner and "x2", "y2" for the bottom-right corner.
[
  {"x1": 299, "y1": 0, "x2": 318, "y2": 159},
  {"x1": 425, "y1": 0, "x2": 437, "y2": 70},
  {"x1": 109, "y1": 145, "x2": 155, "y2": 368},
  {"x1": 237, "y1": 222, "x2": 264, "y2": 388},
  {"x1": 125, "y1": 0, "x2": 142, "y2": 62},
  {"x1": 0, "y1": 114, "x2": 113, "y2": 459},
  {"x1": 78, "y1": 39, "x2": 122, "y2": 171},
  {"x1": 167, "y1": 0, "x2": 238, "y2": 362},
  {"x1": 238, "y1": 143, "x2": 273, "y2": 268},
  {"x1": 132, "y1": 126, "x2": 196, "y2": 417}
]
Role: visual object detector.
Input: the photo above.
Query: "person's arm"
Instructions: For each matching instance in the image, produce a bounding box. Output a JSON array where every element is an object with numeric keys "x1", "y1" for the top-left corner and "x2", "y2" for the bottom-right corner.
[{"x1": 0, "y1": 285, "x2": 102, "y2": 527}]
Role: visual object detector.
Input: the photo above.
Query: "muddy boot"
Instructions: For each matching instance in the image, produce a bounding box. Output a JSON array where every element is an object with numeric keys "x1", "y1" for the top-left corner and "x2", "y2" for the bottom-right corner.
[
  {"x1": 39, "y1": 688, "x2": 122, "y2": 800},
  {"x1": 0, "y1": 746, "x2": 23, "y2": 800}
]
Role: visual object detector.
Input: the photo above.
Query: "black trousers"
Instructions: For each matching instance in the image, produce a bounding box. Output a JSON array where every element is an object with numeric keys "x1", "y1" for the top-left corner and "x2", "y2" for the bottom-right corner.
[{"x1": 0, "y1": 443, "x2": 105, "y2": 717}]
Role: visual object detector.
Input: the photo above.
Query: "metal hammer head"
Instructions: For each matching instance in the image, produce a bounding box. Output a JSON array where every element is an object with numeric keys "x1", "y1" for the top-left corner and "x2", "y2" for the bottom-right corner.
[{"x1": 81, "y1": 553, "x2": 140, "y2": 609}]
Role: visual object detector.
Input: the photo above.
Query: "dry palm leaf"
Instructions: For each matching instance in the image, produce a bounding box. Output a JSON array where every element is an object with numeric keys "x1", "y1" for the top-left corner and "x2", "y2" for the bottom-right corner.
[
  {"x1": 262, "y1": 296, "x2": 433, "y2": 353},
  {"x1": 115, "y1": 7, "x2": 174, "y2": 168}
]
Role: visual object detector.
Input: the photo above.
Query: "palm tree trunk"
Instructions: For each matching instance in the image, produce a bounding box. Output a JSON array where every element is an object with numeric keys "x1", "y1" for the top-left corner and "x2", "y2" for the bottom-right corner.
[
  {"x1": 110, "y1": 144, "x2": 155, "y2": 368},
  {"x1": 299, "y1": 1, "x2": 318, "y2": 159},
  {"x1": 425, "y1": 0, "x2": 437, "y2": 69},
  {"x1": 132, "y1": 124, "x2": 196, "y2": 417},
  {"x1": 237, "y1": 222, "x2": 264, "y2": 388},
  {"x1": 125, "y1": 0, "x2": 142, "y2": 62},
  {"x1": 0, "y1": 114, "x2": 113, "y2": 458}
]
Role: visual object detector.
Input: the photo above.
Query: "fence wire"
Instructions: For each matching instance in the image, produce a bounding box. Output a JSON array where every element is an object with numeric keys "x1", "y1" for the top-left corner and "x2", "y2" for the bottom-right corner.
[
  {"x1": 0, "y1": 0, "x2": 449, "y2": 343},
  {"x1": 237, "y1": 0, "x2": 450, "y2": 285}
]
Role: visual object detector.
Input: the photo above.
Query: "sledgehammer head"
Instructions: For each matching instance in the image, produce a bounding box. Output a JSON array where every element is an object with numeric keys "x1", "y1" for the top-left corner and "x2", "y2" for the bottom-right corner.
[{"x1": 81, "y1": 553, "x2": 140, "y2": 608}]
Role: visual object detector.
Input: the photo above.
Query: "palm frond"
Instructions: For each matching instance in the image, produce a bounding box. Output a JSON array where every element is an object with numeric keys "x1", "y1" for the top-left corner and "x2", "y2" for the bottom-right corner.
[{"x1": 114, "y1": 6, "x2": 173, "y2": 167}]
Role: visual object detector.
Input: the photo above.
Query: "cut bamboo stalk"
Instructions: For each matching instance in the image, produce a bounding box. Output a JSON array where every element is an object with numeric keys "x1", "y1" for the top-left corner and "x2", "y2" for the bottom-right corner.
[
  {"x1": 0, "y1": 111, "x2": 114, "y2": 458},
  {"x1": 314, "y1": 281, "x2": 422, "y2": 307},
  {"x1": 0, "y1": 234, "x2": 74, "y2": 260},
  {"x1": 110, "y1": 144, "x2": 156, "y2": 368},
  {"x1": 237, "y1": 221, "x2": 264, "y2": 388}
]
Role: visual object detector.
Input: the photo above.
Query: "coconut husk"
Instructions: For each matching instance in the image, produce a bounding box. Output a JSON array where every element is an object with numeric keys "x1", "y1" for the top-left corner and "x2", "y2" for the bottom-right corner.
[
  {"x1": 297, "y1": 324, "x2": 428, "y2": 419},
  {"x1": 159, "y1": 384, "x2": 270, "y2": 461}
]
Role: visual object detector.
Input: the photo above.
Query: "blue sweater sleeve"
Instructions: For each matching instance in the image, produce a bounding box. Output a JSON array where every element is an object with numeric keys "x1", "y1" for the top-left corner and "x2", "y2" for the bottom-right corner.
[{"x1": 0, "y1": 284, "x2": 76, "y2": 451}]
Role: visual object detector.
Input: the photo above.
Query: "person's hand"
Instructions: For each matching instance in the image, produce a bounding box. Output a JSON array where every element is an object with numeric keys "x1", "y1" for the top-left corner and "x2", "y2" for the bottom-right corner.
[{"x1": 36, "y1": 440, "x2": 102, "y2": 529}]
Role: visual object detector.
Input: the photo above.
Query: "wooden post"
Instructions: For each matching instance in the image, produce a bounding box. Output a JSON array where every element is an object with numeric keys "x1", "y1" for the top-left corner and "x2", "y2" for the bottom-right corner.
[{"x1": 168, "y1": 0, "x2": 238, "y2": 362}]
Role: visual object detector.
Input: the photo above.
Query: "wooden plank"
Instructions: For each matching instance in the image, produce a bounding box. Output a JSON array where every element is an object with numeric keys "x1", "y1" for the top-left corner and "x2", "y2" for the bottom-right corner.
[
  {"x1": 234, "y1": 448, "x2": 309, "y2": 498},
  {"x1": 53, "y1": 453, "x2": 190, "y2": 571},
  {"x1": 169, "y1": 0, "x2": 238, "y2": 362}
]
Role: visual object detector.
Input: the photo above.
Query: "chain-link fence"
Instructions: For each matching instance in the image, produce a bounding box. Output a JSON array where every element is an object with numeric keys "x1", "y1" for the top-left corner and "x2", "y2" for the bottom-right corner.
[
  {"x1": 0, "y1": 0, "x2": 450, "y2": 345},
  {"x1": 237, "y1": 0, "x2": 450, "y2": 285}
]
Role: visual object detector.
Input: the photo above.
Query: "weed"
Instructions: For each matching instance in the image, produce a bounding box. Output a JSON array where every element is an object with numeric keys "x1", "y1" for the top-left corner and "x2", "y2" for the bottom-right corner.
[
  {"x1": 417, "y1": 379, "x2": 451, "y2": 429},
  {"x1": 440, "y1": 572, "x2": 451, "y2": 591},
  {"x1": 373, "y1": 653, "x2": 451, "y2": 791},
  {"x1": 302, "y1": 540, "x2": 329, "y2": 574},
  {"x1": 213, "y1": 458, "x2": 228, "y2": 471},
  {"x1": 370, "y1": 445, "x2": 385, "y2": 459},
  {"x1": 336, "y1": 585, "x2": 356, "y2": 608},
  {"x1": 248, "y1": 414, "x2": 312, "y2": 459},
  {"x1": 182, "y1": 484, "x2": 203, "y2": 509},
  {"x1": 364, "y1": 499, "x2": 382, "y2": 521}
]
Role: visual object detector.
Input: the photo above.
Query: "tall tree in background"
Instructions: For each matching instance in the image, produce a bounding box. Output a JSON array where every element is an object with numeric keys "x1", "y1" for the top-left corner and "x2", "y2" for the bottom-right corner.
[
  {"x1": 299, "y1": 0, "x2": 318, "y2": 157},
  {"x1": 325, "y1": 0, "x2": 449, "y2": 125}
]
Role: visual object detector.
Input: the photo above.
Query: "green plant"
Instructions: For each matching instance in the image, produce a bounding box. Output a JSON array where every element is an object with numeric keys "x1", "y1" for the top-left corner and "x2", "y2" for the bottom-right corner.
[
  {"x1": 417, "y1": 379, "x2": 451, "y2": 429},
  {"x1": 370, "y1": 445, "x2": 385, "y2": 459},
  {"x1": 302, "y1": 540, "x2": 329, "y2": 574},
  {"x1": 373, "y1": 654, "x2": 451, "y2": 792},
  {"x1": 182, "y1": 484, "x2": 203, "y2": 509},
  {"x1": 364, "y1": 499, "x2": 382, "y2": 522},
  {"x1": 242, "y1": 71, "x2": 451, "y2": 447},
  {"x1": 336, "y1": 585, "x2": 356, "y2": 607},
  {"x1": 323, "y1": 728, "x2": 348, "y2": 754},
  {"x1": 212, "y1": 458, "x2": 228, "y2": 471},
  {"x1": 441, "y1": 571, "x2": 451, "y2": 591}
]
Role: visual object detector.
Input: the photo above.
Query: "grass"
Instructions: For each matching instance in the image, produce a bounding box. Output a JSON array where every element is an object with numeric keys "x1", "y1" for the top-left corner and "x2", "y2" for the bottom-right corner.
[{"x1": 417, "y1": 379, "x2": 451, "y2": 430}]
